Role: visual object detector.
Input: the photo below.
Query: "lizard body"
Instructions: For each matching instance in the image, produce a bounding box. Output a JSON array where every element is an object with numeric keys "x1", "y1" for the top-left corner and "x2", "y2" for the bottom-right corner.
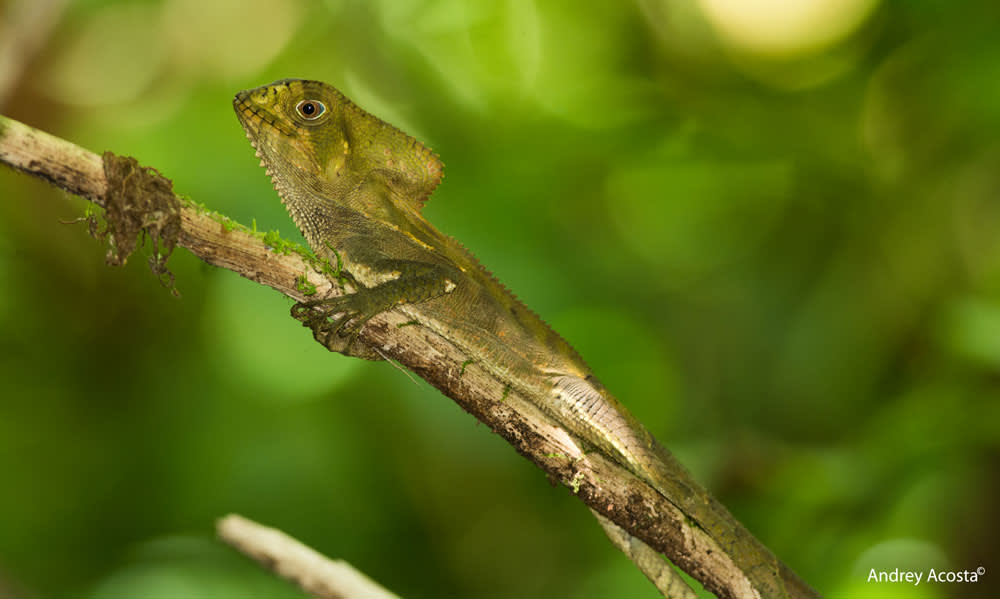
[{"x1": 234, "y1": 79, "x2": 789, "y2": 598}]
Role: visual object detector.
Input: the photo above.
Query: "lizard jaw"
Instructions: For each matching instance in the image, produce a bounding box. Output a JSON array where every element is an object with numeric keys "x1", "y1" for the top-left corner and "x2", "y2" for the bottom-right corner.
[
  {"x1": 235, "y1": 112, "x2": 316, "y2": 245},
  {"x1": 247, "y1": 136, "x2": 326, "y2": 248}
]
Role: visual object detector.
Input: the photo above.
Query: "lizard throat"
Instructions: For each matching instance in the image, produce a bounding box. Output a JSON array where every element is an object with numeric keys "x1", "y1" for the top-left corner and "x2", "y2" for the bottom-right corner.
[{"x1": 239, "y1": 125, "x2": 326, "y2": 249}]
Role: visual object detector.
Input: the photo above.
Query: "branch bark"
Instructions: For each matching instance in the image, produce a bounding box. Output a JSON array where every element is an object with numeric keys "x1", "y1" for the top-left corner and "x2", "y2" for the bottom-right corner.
[
  {"x1": 217, "y1": 514, "x2": 399, "y2": 599},
  {"x1": 592, "y1": 509, "x2": 698, "y2": 599},
  {"x1": 0, "y1": 114, "x2": 820, "y2": 599}
]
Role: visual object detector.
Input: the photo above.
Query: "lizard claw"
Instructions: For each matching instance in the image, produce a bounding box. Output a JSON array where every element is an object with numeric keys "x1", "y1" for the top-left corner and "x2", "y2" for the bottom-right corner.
[{"x1": 291, "y1": 293, "x2": 377, "y2": 354}]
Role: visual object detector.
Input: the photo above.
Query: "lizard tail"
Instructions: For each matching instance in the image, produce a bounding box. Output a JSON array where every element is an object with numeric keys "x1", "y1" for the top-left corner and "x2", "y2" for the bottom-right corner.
[{"x1": 550, "y1": 375, "x2": 791, "y2": 599}]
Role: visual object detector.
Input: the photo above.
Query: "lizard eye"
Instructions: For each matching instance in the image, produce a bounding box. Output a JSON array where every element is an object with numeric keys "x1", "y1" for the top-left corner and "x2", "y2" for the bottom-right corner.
[{"x1": 295, "y1": 99, "x2": 326, "y2": 120}]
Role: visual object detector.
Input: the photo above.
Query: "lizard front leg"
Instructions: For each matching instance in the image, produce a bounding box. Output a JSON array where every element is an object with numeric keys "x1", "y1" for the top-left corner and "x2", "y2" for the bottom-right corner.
[{"x1": 292, "y1": 259, "x2": 459, "y2": 358}]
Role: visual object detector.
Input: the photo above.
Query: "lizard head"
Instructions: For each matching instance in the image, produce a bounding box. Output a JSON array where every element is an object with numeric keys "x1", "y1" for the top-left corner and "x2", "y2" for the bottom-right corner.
[{"x1": 234, "y1": 79, "x2": 443, "y2": 233}]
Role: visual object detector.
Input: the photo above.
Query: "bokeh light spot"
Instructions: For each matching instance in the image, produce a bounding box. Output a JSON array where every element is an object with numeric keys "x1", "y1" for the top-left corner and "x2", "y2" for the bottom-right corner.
[{"x1": 699, "y1": 0, "x2": 879, "y2": 55}]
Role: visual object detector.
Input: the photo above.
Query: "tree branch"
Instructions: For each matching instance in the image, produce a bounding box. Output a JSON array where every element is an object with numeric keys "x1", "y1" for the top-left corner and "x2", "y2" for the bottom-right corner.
[
  {"x1": 592, "y1": 509, "x2": 698, "y2": 599},
  {"x1": 0, "y1": 114, "x2": 820, "y2": 599},
  {"x1": 217, "y1": 514, "x2": 399, "y2": 599}
]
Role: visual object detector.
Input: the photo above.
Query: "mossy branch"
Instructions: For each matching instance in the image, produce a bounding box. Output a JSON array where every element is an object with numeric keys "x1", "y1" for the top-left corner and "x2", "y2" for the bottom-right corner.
[{"x1": 0, "y1": 114, "x2": 820, "y2": 599}]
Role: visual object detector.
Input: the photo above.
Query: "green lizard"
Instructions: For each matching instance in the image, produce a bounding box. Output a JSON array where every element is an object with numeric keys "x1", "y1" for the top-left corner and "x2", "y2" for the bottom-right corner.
[{"x1": 234, "y1": 79, "x2": 793, "y2": 598}]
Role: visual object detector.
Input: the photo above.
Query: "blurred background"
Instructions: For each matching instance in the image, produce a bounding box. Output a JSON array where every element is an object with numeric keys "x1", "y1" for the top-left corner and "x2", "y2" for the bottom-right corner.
[{"x1": 1, "y1": 0, "x2": 998, "y2": 597}]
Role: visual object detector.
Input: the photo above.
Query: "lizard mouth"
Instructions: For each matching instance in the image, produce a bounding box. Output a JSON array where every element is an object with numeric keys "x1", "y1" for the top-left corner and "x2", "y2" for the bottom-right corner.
[
  {"x1": 233, "y1": 94, "x2": 264, "y2": 146},
  {"x1": 232, "y1": 91, "x2": 297, "y2": 139},
  {"x1": 232, "y1": 93, "x2": 289, "y2": 201}
]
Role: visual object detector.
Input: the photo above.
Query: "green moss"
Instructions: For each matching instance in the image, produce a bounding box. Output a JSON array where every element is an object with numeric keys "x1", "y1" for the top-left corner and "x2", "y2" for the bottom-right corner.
[
  {"x1": 460, "y1": 358, "x2": 474, "y2": 375},
  {"x1": 320, "y1": 258, "x2": 337, "y2": 278},
  {"x1": 501, "y1": 384, "x2": 511, "y2": 402},
  {"x1": 396, "y1": 320, "x2": 420, "y2": 328},
  {"x1": 261, "y1": 229, "x2": 280, "y2": 248},
  {"x1": 178, "y1": 197, "x2": 320, "y2": 273},
  {"x1": 296, "y1": 274, "x2": 317, "y2": 296},
  {"x1": 322, "y1": 242, "x2": 348, "y2": 285},
  {"x1": 182, "y1": 197, "x2": 242, "y2": 234}
]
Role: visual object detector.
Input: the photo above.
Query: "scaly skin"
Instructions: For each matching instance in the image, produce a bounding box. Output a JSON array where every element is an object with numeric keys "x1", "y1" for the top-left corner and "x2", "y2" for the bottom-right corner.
[{"x1": 234, "y1": 79, "x2": 790, "y2": 598}]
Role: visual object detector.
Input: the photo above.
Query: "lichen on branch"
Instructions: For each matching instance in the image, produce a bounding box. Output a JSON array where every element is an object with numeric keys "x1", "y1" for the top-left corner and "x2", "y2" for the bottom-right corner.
[{"x1": 93, "y1": 151, "x2": 181, "y2": 291}]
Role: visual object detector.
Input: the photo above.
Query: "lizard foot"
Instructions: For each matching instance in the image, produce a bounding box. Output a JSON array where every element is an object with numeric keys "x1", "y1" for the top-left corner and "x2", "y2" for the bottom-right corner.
[{"x1": 291, "y1": 293, "x2": 386, "y2": 360}]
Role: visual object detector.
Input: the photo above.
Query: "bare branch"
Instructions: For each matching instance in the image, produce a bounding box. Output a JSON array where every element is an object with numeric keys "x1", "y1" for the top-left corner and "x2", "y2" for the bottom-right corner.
[
  {"x1": 0, "y1": 114, "x2": 820, "y2": 599},
  {"x1": 217, "y1": 514, "x2": 400, "y2": 599},
  {"x1": 592, "y1": 509, "x2": 698, "y2": 599}
]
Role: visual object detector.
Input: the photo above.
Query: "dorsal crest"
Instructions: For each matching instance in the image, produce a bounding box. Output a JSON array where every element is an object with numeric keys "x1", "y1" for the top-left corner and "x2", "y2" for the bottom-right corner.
[{"x1": 333, "y1": 86, "x2": 444, "y2": 212}]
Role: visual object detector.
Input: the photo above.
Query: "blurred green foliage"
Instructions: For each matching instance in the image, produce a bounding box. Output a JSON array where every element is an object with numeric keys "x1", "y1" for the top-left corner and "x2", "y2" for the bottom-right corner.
[{"x1": 1, "y1": 1, "x2": 998, "y2": 597}]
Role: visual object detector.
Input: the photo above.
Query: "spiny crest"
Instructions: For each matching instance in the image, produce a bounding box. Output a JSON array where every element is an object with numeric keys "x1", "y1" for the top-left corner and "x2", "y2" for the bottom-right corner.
[
  {"x1": 274, "y1": 79, "x2": 444, "y2": 213},
  {"x1": 327, "y1": 83, "x2": 444, "y2": 212}
]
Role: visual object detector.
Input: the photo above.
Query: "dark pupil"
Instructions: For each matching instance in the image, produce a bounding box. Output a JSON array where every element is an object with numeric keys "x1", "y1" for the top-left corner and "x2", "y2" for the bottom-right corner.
[{"x1": 302, "y1": 102, "x2": 316, "y2": 115}]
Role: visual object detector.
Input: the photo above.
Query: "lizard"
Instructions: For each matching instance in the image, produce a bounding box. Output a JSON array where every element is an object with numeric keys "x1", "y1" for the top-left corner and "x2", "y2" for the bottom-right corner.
[{"x1": 233, "y1": 78, "x2": 792, "y2": 598}]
